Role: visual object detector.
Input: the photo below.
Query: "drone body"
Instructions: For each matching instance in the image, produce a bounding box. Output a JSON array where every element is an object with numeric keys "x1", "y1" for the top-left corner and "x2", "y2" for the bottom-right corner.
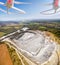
[
  {"x1": 54, "y1": 0, "x2": 59, "y2": 10},
  {"x1": 7, "y1": 0, "x2": 13, "y2": 8},
  {"x1": 0, "y1": 0, "x2": 31, "y2": 14}
]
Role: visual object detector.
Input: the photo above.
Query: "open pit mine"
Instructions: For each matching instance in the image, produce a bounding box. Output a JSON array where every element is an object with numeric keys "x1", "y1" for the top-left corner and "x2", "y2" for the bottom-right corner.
[{"x1": 0, "y1": 28, "x2": 60, "y2": 65}]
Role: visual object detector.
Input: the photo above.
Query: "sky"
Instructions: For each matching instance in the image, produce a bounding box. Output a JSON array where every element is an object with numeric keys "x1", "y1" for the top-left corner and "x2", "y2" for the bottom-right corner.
[{"x1": 0, "y1": 0, "x2": 60, "y2": 21}]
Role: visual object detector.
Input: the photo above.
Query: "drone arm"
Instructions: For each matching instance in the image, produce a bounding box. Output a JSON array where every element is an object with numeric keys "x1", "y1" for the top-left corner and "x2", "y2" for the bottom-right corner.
[
  {"x1": 40, "y1": 8, "x2": 54, "y2": 13},
  {"x1": 40, "y1": 8, "x2": 56, "y2": 15},
  {"x1": 14, "y1": 1, "x2": 32, "y2": 4},
  {"x1": 12, "y1": 6, "x2": 26, "y2": 14},
  {"x1": 0, "y1": 2, "x2": 5, "y2": 6},
  {"x1": 41, "y1": 2, "x2": 53, "y2": 6}
]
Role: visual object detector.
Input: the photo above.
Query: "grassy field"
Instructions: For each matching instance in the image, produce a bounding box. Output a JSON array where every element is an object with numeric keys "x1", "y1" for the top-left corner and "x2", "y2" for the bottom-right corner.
[
  {"x1": 0, "y1": 22, "x2": 60, "y2": 43},
  {"x1": 26, "y1": 22, "x2": 60, "y2": 44},
  {"x1": 0, "y1": 25, "x2": 23, "y2": 37},
  {"x1": 0, "y1": 32, "x2": 6, "y2": 37}
]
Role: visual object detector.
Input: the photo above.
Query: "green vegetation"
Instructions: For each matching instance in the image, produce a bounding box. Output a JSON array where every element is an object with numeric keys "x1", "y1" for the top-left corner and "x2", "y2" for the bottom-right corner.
[
  {"x1": 25, "y1": 22, "x2": 60, "y2": 43},
  {"x1": 0, "y1": 25, "x2": 23, "y2": 37},
  {"x1": 7, "y1": 43, "x2": 29, "y2": 65},
  {"x1": 19, "y1": 54, "x2": 29, "y2": 65},
  {"x1": 7, "y1": 46, "x2": 22, "y2": 65},
  {"x1": 26, "y1": 23, "x2": 60, "y2": 37},
  {"x1": 0, "y1": 22, "x2": 60, "y2": 43},
  {"x1": 0, "y1": 32, "x2": 6, "y2": 37}
]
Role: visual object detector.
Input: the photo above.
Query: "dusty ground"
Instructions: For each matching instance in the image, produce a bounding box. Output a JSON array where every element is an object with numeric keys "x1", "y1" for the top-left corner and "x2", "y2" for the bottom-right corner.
[
  {"x1": 45, "y1": 31, "x2": 60, "y2": 44},
  {"x1": 45, "y1": 31, "x2": 60, "y2": 65},
  {"x1": 0, "y1": 44, "x2": 13, "y2": 65}
]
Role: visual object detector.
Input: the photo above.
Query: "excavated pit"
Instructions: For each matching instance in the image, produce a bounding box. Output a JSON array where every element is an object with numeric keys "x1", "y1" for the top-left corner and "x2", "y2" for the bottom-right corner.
[{"x1": 12, "y1": 31, "x2": 56, "y2": 64}]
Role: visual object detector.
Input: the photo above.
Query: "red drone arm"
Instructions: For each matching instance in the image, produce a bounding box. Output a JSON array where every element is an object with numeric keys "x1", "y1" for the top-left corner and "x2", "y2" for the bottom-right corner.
[{"x1": 54, "y1": 0, "x2": 59, "y2": 7}]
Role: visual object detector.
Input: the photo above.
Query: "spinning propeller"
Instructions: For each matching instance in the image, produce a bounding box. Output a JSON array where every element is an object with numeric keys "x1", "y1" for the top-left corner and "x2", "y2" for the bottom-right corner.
[
  {"x1": 0, "y1": 0, "x2": 31, "y2": 14},
  {"x1": 40, "y1": 0, "x2": 60, "y2": 15}
]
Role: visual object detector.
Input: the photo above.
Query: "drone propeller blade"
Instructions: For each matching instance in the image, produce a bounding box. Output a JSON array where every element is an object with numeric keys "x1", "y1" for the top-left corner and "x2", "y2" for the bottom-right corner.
[
  {"x1": 56, "y1": 7, "x2": 60, "y2": 12},
  {"x1": 14, "y1": 1, "x2": 32, "y2": 4},
  {"x1": 0, "y1": 2, "x2": 5, "y2": 6},
  {"x1": 12, "y1": 6, "x2": 26, "y2": 14},
  {"x1": 43, "y1": 3, "x2": 52, "y2": 6},
  {"x1": 0, "y1": 8, "x2": 11, "y2": 14},
  {"x1": 41, "y1": 3, "x2": 53, "y2": 6},
  {"x1": 0, "y1": 8, "x2": 7, "y2": 13},
  {"x1": 40, "y1": 8, "x2": 56, "y2": 15}
]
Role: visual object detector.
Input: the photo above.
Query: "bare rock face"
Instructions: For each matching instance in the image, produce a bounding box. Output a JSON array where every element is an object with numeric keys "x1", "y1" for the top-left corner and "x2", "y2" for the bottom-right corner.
[
  {"x1": 56, "y1": 44, "x2": 60, "y2": 65},
  {"x1": 10, "y1": 30, "x2": 59, "y2": 65},
  {"x1": 41, "y1": 44, "x2": 60, "y2": 65}
]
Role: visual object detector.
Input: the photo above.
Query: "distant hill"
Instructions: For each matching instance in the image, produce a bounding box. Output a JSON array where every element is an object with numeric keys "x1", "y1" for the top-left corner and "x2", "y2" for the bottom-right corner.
[
  {"x1": 0, "y1": 19, "x2": 60, "y2": 25},
  {"x1": 25, "y1": 19, "x2": 60, "y2": 23},
  {"x1": 0, "y1": 21, "x2": 19, "y2": 26}
]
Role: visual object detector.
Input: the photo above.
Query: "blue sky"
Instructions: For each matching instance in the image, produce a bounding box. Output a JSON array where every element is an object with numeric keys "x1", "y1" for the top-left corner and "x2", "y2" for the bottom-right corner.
[{"x1": 0, "y1": 0, "x2": 60, "y2": 21}]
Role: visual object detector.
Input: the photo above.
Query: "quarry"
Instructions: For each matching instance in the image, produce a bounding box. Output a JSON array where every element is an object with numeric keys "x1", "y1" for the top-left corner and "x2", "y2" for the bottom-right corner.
[{"x1": 0, "y1": 28, "x2": 60, "y2": 65}]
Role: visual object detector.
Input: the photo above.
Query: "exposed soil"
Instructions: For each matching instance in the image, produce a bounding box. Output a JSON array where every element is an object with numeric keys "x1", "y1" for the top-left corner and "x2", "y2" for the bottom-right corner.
[{"x1": 0, "y1": 44, "x2": 13, "y2": 65}]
